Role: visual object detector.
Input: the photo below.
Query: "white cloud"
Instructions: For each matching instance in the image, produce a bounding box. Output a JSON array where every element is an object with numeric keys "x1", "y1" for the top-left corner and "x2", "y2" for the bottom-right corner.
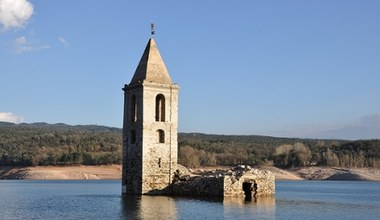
[
  {"x1": 12, "y1": 36, "x2": 50, "y2": 53},
  {"x1": 58, "y1": 37, "x2": 70, "y2": 47},
  {"x1": 0, "y1": 112, "x2": 24, "y2": 124},
  {"x1": 0, "y1": 0, "x2": 34, "y2": 30}
]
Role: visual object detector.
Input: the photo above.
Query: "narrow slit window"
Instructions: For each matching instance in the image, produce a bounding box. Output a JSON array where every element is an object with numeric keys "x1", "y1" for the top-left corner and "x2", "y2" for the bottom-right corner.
[
  {"x1": 155, "y1": 94, "x2": 165, "y2": 122},
  {"x1": 131, "y1": 130, "x2": 136, "y2": 144},
  {"x1": 130, "y1": 95, "x2": 137, "y2": 122},
  {"x1": 157, "y1": 129, "x2": 165, "y2": 143}
]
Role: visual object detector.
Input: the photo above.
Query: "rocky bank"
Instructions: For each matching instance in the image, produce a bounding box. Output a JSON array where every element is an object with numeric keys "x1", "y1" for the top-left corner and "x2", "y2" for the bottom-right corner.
[{"x1": 1, "y1": 165, "x2": 379, "y2": 181}]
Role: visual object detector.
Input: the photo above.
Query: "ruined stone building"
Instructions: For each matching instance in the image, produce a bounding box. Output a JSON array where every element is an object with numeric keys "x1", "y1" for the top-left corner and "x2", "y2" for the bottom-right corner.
[
  {"x1": 122, "y1": 37, "x2": 274, "y2": 198},
  {"x1": 122, "y1": 38, "x2": 179, "y2": 195}
]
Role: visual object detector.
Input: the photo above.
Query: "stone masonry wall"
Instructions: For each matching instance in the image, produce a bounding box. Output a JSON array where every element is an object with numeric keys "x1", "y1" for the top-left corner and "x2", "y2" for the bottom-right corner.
[
  {"x1": 141, "y1": 83, "x2": 178, "y2": 194},
  {"x1": 170, "y1": 165, "x2": 275, "y2": 198},
  {"x1": 122, "y1": 82, "x2": 178, "y2": 195},
  {"x1": 122, "y1": 85, "x2": 144, "y2": 194},
  {"x1": 223, "y1": 166, "x2": 275, "y2": 197}
]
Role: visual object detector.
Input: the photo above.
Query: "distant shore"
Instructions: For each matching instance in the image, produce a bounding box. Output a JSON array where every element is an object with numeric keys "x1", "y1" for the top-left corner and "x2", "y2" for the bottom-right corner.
[
  {"x1": 262, "y1": 166, "x2": 380, "y2": 181},
  {"x1": 0, "y1": 165, "x2": 122, "y2": 180},
  {"x1": 0, "y1": 165, "x2": 379, "y2": 181}
]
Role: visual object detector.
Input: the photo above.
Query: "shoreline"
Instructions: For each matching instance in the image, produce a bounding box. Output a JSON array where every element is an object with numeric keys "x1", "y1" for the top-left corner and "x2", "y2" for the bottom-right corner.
[
  {"x1": 1, "y1": 165, "x2": 379, "y2": 181},
  {"x1": 0, "y1": 165, "x2": 122, "y2": 180},
  {"x1": 263, "y1": 166, "x2": 380, "y2": 181}
]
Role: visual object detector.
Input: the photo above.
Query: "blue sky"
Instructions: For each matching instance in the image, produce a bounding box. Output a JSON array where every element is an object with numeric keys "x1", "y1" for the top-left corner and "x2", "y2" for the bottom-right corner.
[{"x1": 1, "y1": 0, "x2": 379, "y2": 139}]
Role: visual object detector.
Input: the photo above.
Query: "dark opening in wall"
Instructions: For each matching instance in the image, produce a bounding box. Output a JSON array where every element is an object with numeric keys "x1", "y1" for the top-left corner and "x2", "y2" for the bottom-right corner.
[
  {"x1": 131, "y1": 130, "x2": 136, "y2": 144},
  {"x1": 243, "y1": 182, "x2": 252, "y2": 201},
  {"x1": 130, "y1": 95, "x2": 137, "y2": 122},
  {"x1": 157, "y1": 129, "x2": 165, "y2": 143},
  {"x1": 155, "y1": 94, "x2": 165, "y2": 122}
]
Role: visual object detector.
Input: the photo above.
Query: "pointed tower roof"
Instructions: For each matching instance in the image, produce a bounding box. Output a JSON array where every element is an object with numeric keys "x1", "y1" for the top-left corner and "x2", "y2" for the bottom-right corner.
[{"x1": 130, "y1": 38, "x2": 172, "y2": 84}]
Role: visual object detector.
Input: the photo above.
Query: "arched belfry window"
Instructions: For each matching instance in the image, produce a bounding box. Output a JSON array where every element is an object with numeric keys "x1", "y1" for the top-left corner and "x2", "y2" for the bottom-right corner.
[
  {"x1": 130, "y1": 95, "x2": 137, "y2": 122},
  {"x1": 157, "y1": 129, "x2": 165, "y2": 143},
  {"x1": 155, "y1": 94, "x2": 165, "y2": 122}
]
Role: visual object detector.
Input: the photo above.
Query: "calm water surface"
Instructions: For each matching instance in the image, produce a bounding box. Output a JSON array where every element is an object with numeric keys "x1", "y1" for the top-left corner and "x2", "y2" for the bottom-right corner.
[{"x1": 0, "y1": 180, "x2": 379, "y2": 219}]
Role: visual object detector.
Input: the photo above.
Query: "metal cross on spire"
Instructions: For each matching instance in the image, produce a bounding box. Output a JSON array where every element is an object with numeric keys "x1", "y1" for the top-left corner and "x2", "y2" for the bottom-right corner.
[{"x1": 151, "y1": 22, "x2": 155, "y2": 36}]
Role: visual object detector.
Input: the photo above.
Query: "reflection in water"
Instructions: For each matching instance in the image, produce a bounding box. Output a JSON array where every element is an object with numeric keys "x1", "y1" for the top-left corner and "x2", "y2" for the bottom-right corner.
[
  {"x1": 1, "y1": 181, "x2": 378, "y2": 219},
  {"x1": 121, "y1": 195, "x2": 275, "y2": 219},
  {"x1": 224, "y1": 196, "x2": 275, "y2": 206},
  {"x1": 121, "y1": 195, "x2": 177, "y2": 219},
  {"x1": 224, "y1": 196, "x2": 276, "y2": 219}
]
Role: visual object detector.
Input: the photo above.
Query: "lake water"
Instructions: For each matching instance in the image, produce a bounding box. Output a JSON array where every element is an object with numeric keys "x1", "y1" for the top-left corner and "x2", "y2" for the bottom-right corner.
[{"x1": 0, "y1": 180, "x2": 379, "y2": 219}]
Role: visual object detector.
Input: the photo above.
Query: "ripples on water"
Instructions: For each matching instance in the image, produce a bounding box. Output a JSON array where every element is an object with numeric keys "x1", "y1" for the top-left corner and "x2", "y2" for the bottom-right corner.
[{"x1": 0, "y1": 180, "x2": 379, "y2": 219}]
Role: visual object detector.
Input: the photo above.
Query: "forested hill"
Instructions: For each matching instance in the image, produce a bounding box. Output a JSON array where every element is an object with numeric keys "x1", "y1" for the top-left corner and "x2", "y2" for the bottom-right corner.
[
  {"x1": 1, "y1": 122, "x2": 379, "y2": 168},
  {"x1": 178, "y1": 133, "x2": 380, "y2": 168},
  {"x1": 0, "y1": 122, "x2": 122, "y2": 166}
]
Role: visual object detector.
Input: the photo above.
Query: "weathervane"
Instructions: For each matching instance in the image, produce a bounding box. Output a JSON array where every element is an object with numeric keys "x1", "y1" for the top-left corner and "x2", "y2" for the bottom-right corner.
[{"x1": 151, "y1": 22, "x2": 155, "y2": 36}]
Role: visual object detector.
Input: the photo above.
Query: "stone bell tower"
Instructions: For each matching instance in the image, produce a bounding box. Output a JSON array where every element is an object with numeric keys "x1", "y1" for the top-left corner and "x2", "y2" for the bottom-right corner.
[{"x1": 122, "y1": 38, "x2": 179, "y2": 195}]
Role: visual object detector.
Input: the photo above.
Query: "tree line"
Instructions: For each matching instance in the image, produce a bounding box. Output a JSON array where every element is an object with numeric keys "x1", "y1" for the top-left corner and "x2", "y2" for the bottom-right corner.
[
  {"x1": 178, "y1": 133, "x2": 380, "y2": 168},
  {"x1": 1, "y1": 122, "x2": 379, "y2": 168},
  {"x1": 0, "y1": 122, "x2": 122, "y2": 166}
]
